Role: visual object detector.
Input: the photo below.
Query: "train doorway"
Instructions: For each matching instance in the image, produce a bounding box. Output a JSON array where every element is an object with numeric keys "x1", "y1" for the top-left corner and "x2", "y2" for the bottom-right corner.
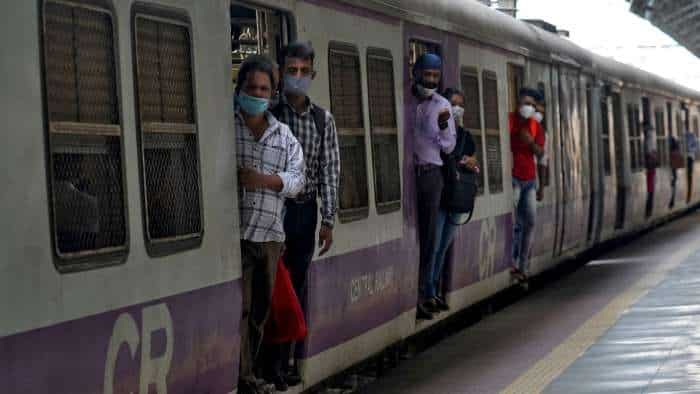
[{"x1": 611, "y1": 91, "x2": 626, "y2": 229}]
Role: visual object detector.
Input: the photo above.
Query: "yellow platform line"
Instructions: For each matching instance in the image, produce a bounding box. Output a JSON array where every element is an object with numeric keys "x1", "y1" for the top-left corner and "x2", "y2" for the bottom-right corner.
[{"x1": 500, "y1": 243, "x2": 700, "y2": 394}]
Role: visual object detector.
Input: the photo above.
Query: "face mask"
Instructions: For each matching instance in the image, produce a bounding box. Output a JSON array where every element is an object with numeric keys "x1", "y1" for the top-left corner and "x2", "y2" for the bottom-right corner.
[
  {"x1": 452, "y1": 105, "x2": 465, "y2": 126},
  {"x1": 519, "y1": 104, "x2": 535, "y2": 119},
  {"x1": 236, "y1": 92, "x2": 269, "y2": 116},
  {"x1": 283, "y1": 74, "x2": 312, "y2": 96},
  {"x1": 416, "y1": 83, "x2": 437, "y2": 98},
  {"x1": 533, "y1": 111, "x2": 543, "y2": 123}
]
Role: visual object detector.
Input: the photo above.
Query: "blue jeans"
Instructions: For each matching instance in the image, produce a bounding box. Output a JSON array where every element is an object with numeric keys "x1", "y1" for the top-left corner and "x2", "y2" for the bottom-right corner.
[
  {"x1": 426, "y1": 209, "x2": 469, "y2": 299},
  {"x1": 512, "y1": 178, "x2": 537, "y2": 273}
]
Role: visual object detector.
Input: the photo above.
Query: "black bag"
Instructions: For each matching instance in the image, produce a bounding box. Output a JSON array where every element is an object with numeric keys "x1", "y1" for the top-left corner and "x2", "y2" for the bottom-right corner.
[{"x1": 440, "y1": 131, "x2": 477, "y2": 225}]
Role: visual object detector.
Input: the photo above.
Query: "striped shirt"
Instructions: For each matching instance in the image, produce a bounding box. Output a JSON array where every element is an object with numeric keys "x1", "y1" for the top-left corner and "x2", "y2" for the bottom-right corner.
[
  {"x1": 236, "y1": 108, "x2": 305, "y2": 242},
  {"x1": 276, "y1": 95, "x2": 340, "y2": 228}
]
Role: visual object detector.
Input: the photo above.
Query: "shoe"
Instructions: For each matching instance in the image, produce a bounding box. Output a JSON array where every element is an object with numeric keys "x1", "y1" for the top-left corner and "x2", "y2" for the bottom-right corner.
[
  {"x1": 238, "y1": 380, "x2": 261, "y2": 394},
  {"x1": 434, "y1": 296, "x2": 449, "y2": 311},
  {"x1": 416, "y1": 303, "x2": 434, "y2": 320},
  {"x1": 424, "y1": 299, "x2": 440, "y2": 314},
  {"x1": 510, "y1": 266, "x2": 526, "y2": 282},
  {"x1": 284, "y1": 369, "x2": 302, "y2": 387}
]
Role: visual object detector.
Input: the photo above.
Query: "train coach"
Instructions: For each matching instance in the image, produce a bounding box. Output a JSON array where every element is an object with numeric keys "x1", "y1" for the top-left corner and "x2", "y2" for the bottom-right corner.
[{"x1": 3, "y1": 0, "x2": 700, "y2": 392}]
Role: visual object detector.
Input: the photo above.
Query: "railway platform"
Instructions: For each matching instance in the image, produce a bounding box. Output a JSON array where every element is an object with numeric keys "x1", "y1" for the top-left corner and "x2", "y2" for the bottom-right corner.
[{"x1": 359, "y1": 210, "x2": 700, "y2": 394}]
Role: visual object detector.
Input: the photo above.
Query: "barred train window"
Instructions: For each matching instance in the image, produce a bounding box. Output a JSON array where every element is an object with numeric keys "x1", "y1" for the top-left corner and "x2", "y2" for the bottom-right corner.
[
  {"x1": 627, "y1": 104, "x2": 644, "y2": 172},
  {"x1": 460, "y1": 67, "x2": 485, "y2": 195},
  {"x1": 482, "y1": 70, "x2": 503, "y2": 194},
  {"x1": 134, "y1": 13, "x2": 203, "y2": 253},
  {"x1": 366, "y1": 48, "x2": 401, "y2": 214},
  {"x1": 601, "y1": 97, "x2": 612, "y2": 175},
  {"x1": 329, "y1": 42, "x2": 369, "y2": 222},
  {"x1": 42, "y1": 0, "x2": 127, "y2": 265}
]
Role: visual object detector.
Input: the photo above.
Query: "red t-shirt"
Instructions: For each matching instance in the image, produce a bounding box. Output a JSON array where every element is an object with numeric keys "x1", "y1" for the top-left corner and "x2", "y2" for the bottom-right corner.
[{"x1": 509, "y1": 112, "x2": 543, "y2": 181}]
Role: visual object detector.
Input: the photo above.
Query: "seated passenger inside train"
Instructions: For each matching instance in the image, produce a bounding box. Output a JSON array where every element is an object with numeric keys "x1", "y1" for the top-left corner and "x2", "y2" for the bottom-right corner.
[
  {"x1": 426, "y1": 88, "x2": 479, "y2": 313},
  {"x1": 509, "y1": 88, "x2": 544, "y2": 282},
  {"x1": 233, "y1": 54, "x2": 305, "y2": 394},
  {"x1": 409, "y1": 53, "x2": 457, "y2": 320}
]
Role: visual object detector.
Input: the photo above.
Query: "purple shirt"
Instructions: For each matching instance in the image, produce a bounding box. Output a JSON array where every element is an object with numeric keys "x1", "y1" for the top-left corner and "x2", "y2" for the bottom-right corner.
[{"x1": 413, "y1": 93, "x2": 457, "y2": 166}]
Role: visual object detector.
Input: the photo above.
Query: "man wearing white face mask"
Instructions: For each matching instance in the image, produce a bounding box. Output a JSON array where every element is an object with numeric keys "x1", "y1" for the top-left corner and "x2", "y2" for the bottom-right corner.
[
  {"x1": 267, "y1": 41, "x2": 340, "y2": 390},
  {"x1": 508, "y1": 88, "x2": 544, "y2": 282},
  {"x1": 411, "y1": 53, "x2": 456, "y2": 320}
]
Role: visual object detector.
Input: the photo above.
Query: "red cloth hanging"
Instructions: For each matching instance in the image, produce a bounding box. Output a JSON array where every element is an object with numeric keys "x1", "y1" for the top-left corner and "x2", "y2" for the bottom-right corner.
[{"x1": 263, "y1": 258, "x2": 307, "y2": 344}]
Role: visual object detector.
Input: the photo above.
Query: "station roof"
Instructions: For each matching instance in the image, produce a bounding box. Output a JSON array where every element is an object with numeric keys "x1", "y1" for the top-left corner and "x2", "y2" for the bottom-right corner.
[{"x1": 629, "y1": 0, "x2": 700, "y2": 58}]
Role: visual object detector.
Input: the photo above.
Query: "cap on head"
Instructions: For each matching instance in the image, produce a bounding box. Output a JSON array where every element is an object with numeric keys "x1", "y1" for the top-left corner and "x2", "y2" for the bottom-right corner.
[
  {"x1": 519, "y1": 87, "x2": 542, "y2": 101},
  {"x1": 413, "y1": 53, "x2": 442, "y2": 77}
]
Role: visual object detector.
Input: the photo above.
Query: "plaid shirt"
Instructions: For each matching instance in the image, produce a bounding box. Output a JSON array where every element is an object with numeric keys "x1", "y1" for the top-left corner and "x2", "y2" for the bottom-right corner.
[
  {"x1": 276, "y1": 95, "x2": 340, "y2": 227},
  {"x1": 236, "y1": 108, "x2": 305, "y2": 242}
]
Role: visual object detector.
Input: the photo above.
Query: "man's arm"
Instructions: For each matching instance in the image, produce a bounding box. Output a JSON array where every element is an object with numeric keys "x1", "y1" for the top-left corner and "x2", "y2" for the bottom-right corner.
[
  {"x1": 277, "y1": 133, "x2": 306, "y2": 198},
  {"x1": 318, "y1": 112, "x2": 340, "y2": 229},
  {"x1": 436, "y1": 107, "x2": 457, "y2": 154}
]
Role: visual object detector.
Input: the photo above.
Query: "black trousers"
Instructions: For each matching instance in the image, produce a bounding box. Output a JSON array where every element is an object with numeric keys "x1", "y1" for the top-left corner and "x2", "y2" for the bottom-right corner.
[
  {"x1": 415, "y1": 164, "x2": 444, "y2": 302},
  {"x1": 261, "y1": 198, "x2": 318, "y2": 379}
]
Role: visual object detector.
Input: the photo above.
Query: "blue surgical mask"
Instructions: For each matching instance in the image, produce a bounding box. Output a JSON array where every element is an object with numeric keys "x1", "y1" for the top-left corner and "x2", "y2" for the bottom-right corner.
[
  {"x1": 236, "y1": 92, "x2": 269, "y2": 115},
  {"x1": 283, "y1": 74, "x2": 312, "y2": 95}
]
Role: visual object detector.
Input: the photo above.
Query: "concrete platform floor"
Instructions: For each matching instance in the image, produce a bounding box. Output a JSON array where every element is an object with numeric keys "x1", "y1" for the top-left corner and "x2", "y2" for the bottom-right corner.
[{"x1": 360, "y1": 211, "x2": 700, "y2": 394}]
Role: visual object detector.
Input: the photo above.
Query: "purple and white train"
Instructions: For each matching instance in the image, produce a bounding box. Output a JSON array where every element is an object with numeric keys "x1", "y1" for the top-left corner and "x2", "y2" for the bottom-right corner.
[{"x1": 3, "y1": 0, "x2": 700, "y2": 392}]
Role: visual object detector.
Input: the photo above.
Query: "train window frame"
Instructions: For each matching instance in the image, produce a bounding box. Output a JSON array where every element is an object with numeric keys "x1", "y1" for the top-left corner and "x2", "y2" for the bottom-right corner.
[
  {"x1": 655, "y1": 109, "x2": 668, "y2": 168},
  {"x1": 366, "y1": 47, "x2": 401, "y2": 215},
  {"x1": 601, "y1": 94, "x2": 612, "y2": 176},
  {"x1": 40, "y1": 0, "x2": 130, "y2": 272},
  {"x1": 536, "y1": 80, "x2": 551, "y2": 187},
  {"x1": 482, "y1": 69, "x2": 503, "y2": 194},
  {"x1": 132, "y1": 5, "x2": 205, "y2": 256},
  {"x1": 230, "y1": 1, "x2": 292, "y2": 87},
  {"x1": 460, "y1": 66, "x2": 485, "y2": 195},
  {"x1": 328, "y1": 41, "x2": 370, "y2": 223},
  {"x1": 627, "y1": 103, "x2": 643, "y2": 172}
]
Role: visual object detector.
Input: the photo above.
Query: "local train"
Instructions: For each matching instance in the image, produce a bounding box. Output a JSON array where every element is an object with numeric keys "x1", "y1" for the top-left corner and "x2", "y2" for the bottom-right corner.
[{"x1": 3, "y1": 0, "x2": 700, "y2": 392}]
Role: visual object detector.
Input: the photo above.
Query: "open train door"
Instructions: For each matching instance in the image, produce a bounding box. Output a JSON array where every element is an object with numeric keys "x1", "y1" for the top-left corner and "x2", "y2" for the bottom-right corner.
[{"x1": 611, "y1": 89, "x2": 627, "y2": 229}]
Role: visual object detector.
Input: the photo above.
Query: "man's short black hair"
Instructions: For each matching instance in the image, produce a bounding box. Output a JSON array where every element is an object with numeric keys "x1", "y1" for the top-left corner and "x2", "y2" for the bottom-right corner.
[
  {"x1": 235, "y1": 54, "x2": 275, "y2": 94},
  {"x1": 280, "y1": 41, "x2": 315, "y2": 66},
  {"x1": 442, "y1": 88, "x2": 464, "y2": 102},
  {"x1": 519, "y1": 87, "x2": 542, "y2": 102}
]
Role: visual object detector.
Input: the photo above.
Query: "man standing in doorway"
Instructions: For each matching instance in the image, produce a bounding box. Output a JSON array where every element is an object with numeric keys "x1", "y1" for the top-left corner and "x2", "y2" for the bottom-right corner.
[
  {"x1": 686, "y1": 127, "x2": 698, "y2": 203},
  {"x1": 644, "y1": 122, "x2": 658, "y2": 217},
  {"x1": 234, "y1": 55, "x2": 305, "y2": 394},
  {"x1": 411, "y1": 53, "x2": 456, "y2": 320},
  {"x1": 267, "y1": 41, "x2": 340, "y2": 390},
  {"x1": 509, "y1": 88, "x2": 544, "y2": 282}
]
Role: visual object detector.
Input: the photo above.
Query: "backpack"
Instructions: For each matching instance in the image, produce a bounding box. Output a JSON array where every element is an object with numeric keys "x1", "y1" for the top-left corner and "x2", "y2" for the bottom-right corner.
[
  {"x1": 271, "y1": 101, "x2": 326, "y2": 139},
  {"x1": 440, "y1": 129, "x2": 478, "y2": 225}
]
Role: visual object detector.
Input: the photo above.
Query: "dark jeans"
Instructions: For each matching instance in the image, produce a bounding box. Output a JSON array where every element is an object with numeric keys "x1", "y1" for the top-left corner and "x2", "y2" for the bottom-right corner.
[
  {"x1": 416, "y1": 164, "x2": 444, "y2": 302},
  {"x1": 239, "y1": 240, "x2": 283, "y2": 385},
  {"x1": 264, "y1": 199, "x2": 317, "y2": 380}
]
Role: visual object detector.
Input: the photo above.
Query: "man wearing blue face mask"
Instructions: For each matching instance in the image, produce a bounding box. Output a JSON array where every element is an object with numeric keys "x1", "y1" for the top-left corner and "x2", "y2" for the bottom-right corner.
[
  {"x1": 233, "y1": 54, "x2": 305, "y2": 394},
  {"x1": 264, "y1": 41, "x2": 340, "y2": 390}
]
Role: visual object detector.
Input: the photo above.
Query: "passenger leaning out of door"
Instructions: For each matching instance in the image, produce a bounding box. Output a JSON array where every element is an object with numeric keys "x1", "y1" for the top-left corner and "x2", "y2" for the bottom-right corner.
[
  {"x1": 509, "y1": 88, "x2": 544, "y2": 282},
  {"x1": 411, "y1": 53, "x2": 456, "y2": 320},
  {"x1": 533, "y1": 96, "x2": 548, "y2": 201},
  {"x1": 426, "y1": 88, "x2": 479, "y2": 312},
  {"x1": 266, "y1": 40, "x2": 341, "y2": 390},
  {"x1": 233, "y1": 54, "x2": 305, "y2": 394},
  {"x1": 643, "y1": 122, "x2": 658, "y2": 218},
  {"x1": 685, "y1": 127, "x2": 698, "y2": 203}
]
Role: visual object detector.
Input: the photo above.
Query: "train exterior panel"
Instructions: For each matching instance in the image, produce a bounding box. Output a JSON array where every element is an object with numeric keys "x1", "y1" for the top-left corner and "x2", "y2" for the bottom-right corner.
[{"x1": 3, "y1": 0, "x2": 700, "y2": 392}]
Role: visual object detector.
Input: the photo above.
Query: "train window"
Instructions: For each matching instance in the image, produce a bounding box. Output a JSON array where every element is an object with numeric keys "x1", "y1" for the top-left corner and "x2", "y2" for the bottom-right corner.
[
  {"x1": 366, "y1": 48, "x2": 401, "y2": 214},
  {"x1": 408, "y1": 39, "x2": 441, "y2": 86},
  {"x1": 483, "y1": 70, "x2": 503, "y2": 194},
  {"x1": 655, "y1": 110, "x2": 668, "y2": 167},
  {"x1": 507, "y1": 63, "x2": 524, "y2": 112},
  {"x1": 133, "y1": 11, "x2": 203, "y2": 254},
  {"x1": 693, "y1": 116, "x2": 699, "y2": 134},
  {"x1": 329, "y1": 42, "x2": 369, "y2": 222},
  {"x1": 41, "y1": 0, "x2": 127, "y2": 267},
  {"x1": 231, "y1": 2, "x2": 290, "y2": 86},
  {"x1": 627, "y1": 104, "x2": 643, "y2": 172},
  {"x1": 601, "y1": 97, "x2": 612, "y2": 175},
  {"x1": 461, "y1": 67, "x2": 485, "y2": 194}
]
